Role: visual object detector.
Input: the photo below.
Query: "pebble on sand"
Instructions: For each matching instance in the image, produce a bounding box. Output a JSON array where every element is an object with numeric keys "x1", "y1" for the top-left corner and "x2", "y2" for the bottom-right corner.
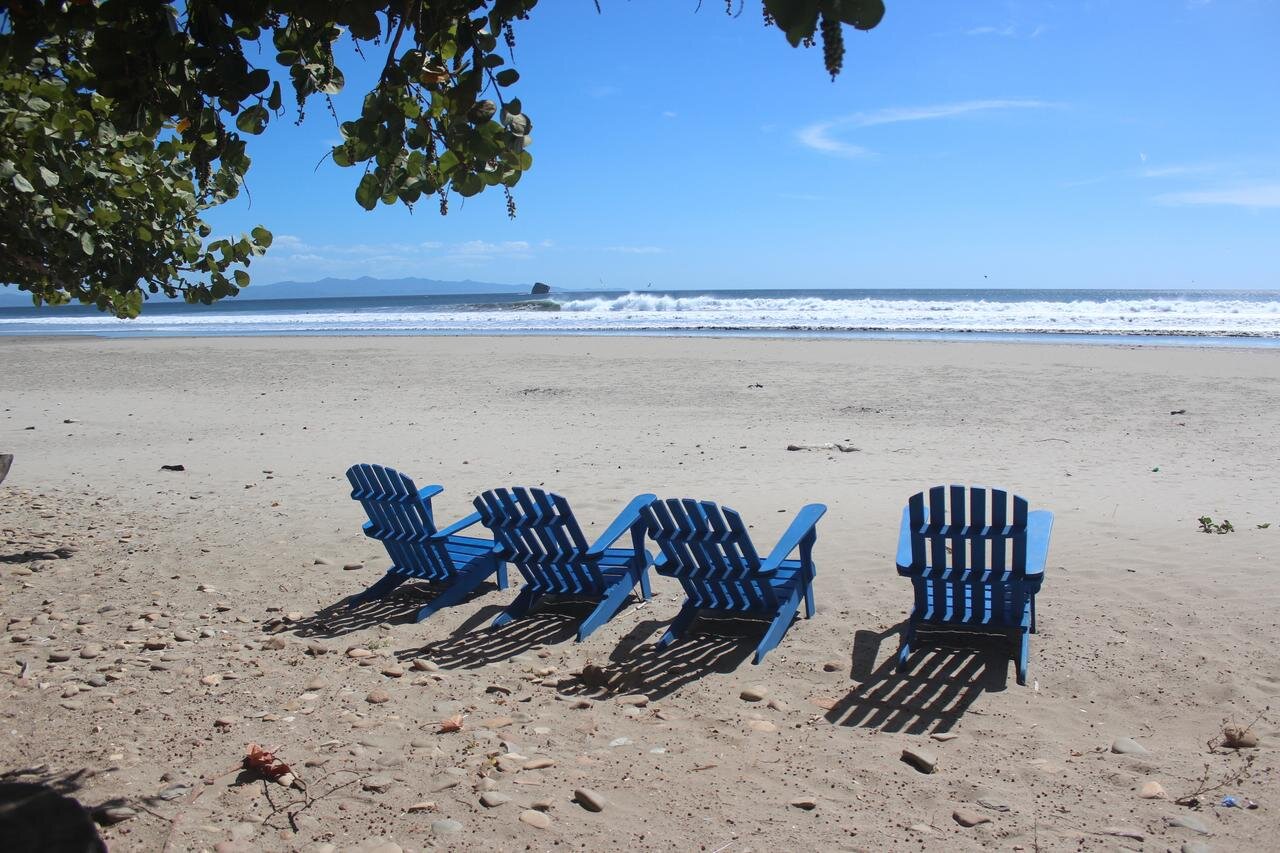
[
  {"x1": 1166, "y1": 814, "x2": 1211, "y2": 835},
  {"x1": 406, "y1": 801, "x2": 436, "y2": 813},
  {"x1": 431, "y1": 818, "x2": 462, "y2": 834},
  {"x1": 1139, "y1": 781, "x2": 1168, "y2": 799},
  {"x1": 366, "y1": 687, "x2": 391, "y2": 704},
  {"x1": 480, "y1": 791, "x2": 511, "y2": 808},
  {"x1": 343, "y1": 563, "x2": 364, "y2": 571},
  {"x1": 79, "y1": 644, "x2": 102, "y2": 659},
  {"x1": 1222, "y1": 724, "x2": 1259, "y2": 748},
  {"x1": 740, "y1": 685, "x2": 768, "y2": 702},
  {"x1": 789, "y1": 797, "x2": 817, "y2": 810},
  {"x1": 573, "y1": 788, "x2": 607, "y2": 812},
  {"x1": 519, "y1": 809, "x2": 552, "y2": 829},
  {"x1": 952, "y1": 809, "x2": 991, "y2": 828},
  {"x1": 1110, "y1": 736, "x2": 1149, "y2": 756},
  {"x1": 901, "y1": 746, "x2": 937, "y2": 774}
]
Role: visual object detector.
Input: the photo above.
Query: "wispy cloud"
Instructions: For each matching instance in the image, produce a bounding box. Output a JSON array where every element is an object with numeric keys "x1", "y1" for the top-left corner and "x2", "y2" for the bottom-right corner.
[
  {"x1": 1139, "y1": 162, "x2": 1220, "y2": 179},
  {"x1": 252, "y1": 235, "x2": 547, "y2": 278},
  {"x1": 797, "y1": 99, "x2": 1053, "y2": 157},
  {"x1": 1156, "y1": 184, "x2": 1280, "y2": 208},
  {"x1": 966, "y1": 25, "x2": 1016, "y2": 37},
  {"x1": 603, "y1": 245, "x2": 664, "y2": 254}
]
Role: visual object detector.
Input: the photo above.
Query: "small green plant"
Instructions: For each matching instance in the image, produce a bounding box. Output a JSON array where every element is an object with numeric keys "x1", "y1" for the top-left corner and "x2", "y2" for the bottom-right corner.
[{"x1": 1198, "y1": 516, "x2": 1234, "y2": 534}]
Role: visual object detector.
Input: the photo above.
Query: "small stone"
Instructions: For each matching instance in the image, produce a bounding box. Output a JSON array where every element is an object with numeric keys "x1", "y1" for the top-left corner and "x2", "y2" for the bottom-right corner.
[
  {"x1": 953, "y1": 809, "x2": 991, "y2": 827},
  {"x1": 306, "y1": 643, "x2": 329, "y2": 656},
  {"x1": 347, "y1": 648, "x2": 373, "y2": 659},
  {"x1": 1139, "y1": 781, "x2": 1167, "y2": 799},
  {"x1": 143, "y1": 638, "x2": 168, "y2": 651},
  {"x1": 93, "y1": 805, "x2": 138, "y2": 825},
  {"x1": 62, "y1": 684, "x2": 80, "y2": 698},
  {"x1": 314, "y1": 558, "x2": 332, "y2": 566},
  {"x1": 431, "y1": 819, "x2": 462, "y2": 834},
  {"x1": 366, "y1": 688, "x2": 390, "y2": 704},
  {"x1": 1166, "y1": 814, "x2": 1211, "y2": 835},
  {"x1": 573, "y1": 788, "x2": 607, "y2": 812},
  {"x1": 1110, "y1": 736, "x2": 1149, "y2": 756},
  {"x1": 1222, "y1": 725, "x2": 1259, "y2": 748},
  {"x1": 480, "y1": 791, "x2": 511, "y2": 808},
  {"x1": 87, "y1": 674, "x2": 107, "y2": 688},
  {"x1": 789, "y1": 797, "x2": 817, "y2": 810},
  {"x1": 79, "y1": 644, "x2": 102, "y2": 660},
  {"x1": 173, "y1": 629, "x2": 196, "y2": 642},
  {"x1": 215, "y1": 716, "x2": 235, "y2": 728},
  {"x1": 362, "y1": 775, "x2": 395, "y2": 793},
  {"x1": 430, "y1": 776, "x2": 462, "y2": 793},
  {"x1": 977, "y1": 797, "x2": 1010, "y2": 812},
  {"x1": 930, "y1": 732, "x2": 959, "y2": 742},
  {"x1": 285, "y1": 611, "x2": 304, "y2": 622},
  {"x1": 406, "y1": 801, "x2": 436, "y2": 813},
  {"x1": 608, "y1": 737, "x2": 631, "y2": 747},
  {"x1": 343, "y1": 563, "x2": 364, "y2": 571},
  {"x1": 262, "y1": 636, "x2": 286, "y2": 650},
  {"x1": 306, "y1": 676, "x2": 327, "y2": 691},
  {"x1": 478, "y1": 716, "x2": 514, "y2": 729},
  {"x1": 748, "y1": 719, "x2": 778, "y2": 733},
  {"x1": 410, "y1": 659, "x2": 439, "y2": 672},
  {"x1": 1101, "y1": 827, "x2": 1145, "y2": 841},
  {"x1": 766, "y1": 698, "x2": 790, "y2": 712},
  {"x1": 200, "y1": 674, "x2": 222, "y2": 686},
  {"x1": 381, "y1": 665, "x2": 404, "y2": 678},
  {"x1": 48, "y1": 651, "x2": 72, "y2": 662},
  {"x1": 740, "y1": 685, "x2": 768, "y2": 702},
  {"x1": 519, "y1": 809, "x2": 552, "y2": 829},
  {"x1": 523, "y1": 757, "x2": 555, "y2": 770},
  {"x1": 901, "y1": 746, "x2": 937, "y2": 774},
  {"x1": 821, "y1": 660, "x2": 843, "y2": 672}
]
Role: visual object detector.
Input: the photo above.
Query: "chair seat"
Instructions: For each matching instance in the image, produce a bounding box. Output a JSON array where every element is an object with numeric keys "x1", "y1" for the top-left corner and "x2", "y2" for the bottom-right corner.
[
  {"x1": 518, "y1": 547, "x2": 647, "y2": 595},
  {"x1": 388, "y1": 535, "x2": 495, "y2": 579}
]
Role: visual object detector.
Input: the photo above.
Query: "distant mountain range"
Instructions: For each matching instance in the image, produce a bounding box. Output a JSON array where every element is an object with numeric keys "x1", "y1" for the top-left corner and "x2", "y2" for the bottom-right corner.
[{"x1": 0, "y1": 276, "x2": 549, "y2": 306}]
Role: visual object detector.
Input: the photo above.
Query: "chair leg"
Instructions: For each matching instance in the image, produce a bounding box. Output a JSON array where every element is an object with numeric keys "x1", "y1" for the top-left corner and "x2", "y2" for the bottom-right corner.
[
  {"x1": 495, "y1": 561, "x2": 509, "y2": 591},
  {"x1": 416, "y1": 559, "x2": 498, "y2": 622},
  {"x1": 803, "y1": 580, "x2": 816, "y2": 619},
  {"x1": 656, "y1": 600, "x2": 699, "y2": 649},
  {"x1": 577, "y1": 576, "x2": 638, "y2": 641},
  {"x1": 896, "y1": 619, "x2": 917, "y2": 674},
  {"x1": 1029, "y1": 595, "x2": 1037, "y2": 634},
  {"x1": 754, "y1": 590, "x2": 802, "y2": 664},
  {"x1": 1016, "y1": 629, "x2": 1030, "y2": 686},
  {"x1": 638, "y1": 565, "x2": 652, "y2": 600},
  {"x1": 348, "y1": 572, "x2": 406, "y2": 608},
  {"x1": 491, "y1": 585, "x2": 540, "y2": 629}
]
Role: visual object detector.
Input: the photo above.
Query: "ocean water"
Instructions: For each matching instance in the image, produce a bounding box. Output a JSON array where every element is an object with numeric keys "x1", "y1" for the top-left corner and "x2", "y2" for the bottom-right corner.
[{"x1": 1, "y1": 288, "x2": 1279, "y2": 346}]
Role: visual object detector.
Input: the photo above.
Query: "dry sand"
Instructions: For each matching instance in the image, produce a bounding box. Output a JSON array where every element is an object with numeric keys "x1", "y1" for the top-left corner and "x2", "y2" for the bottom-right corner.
[{"x1": 1, "y1": 334, "x2": 1277, "y2": 852}]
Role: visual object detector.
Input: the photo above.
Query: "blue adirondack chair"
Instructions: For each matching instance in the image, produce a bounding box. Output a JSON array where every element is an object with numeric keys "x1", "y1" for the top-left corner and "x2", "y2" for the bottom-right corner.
[
  {"x1": 473, "y1": 487, "x2": 655, "y2": 641},
  {"x1": 895, "y1": 485, "x2": 1053, "y2": 685},
  {"x1": 345, "y1": 463, "x2": 507, "y2": 621},
  {"x1": 640, "y1": 498, "x2": 827, "y2": 664}
]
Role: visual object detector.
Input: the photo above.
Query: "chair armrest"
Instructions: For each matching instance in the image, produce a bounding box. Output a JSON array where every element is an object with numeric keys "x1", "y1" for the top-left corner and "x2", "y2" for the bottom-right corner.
[
  {"x1": 433, "y1": 511, "x2": 484, "y2": 539},
  {"x1": 417, "y1": 484, "x2": 444, "y2": 502},
  {"x1": 361, "y1": 519, "x2": 377, "y2": 538},
  {"x1": 759, "y1": 503, "x2": 827, "y2": 572},
  {"x1": 895, "y1": 506, "x2": 915, "y2": 574},
  {"x1": 585, "y1": 494, "x2": 657, "y2": 557},
  {"x1": 1023, "y1": 510, "x2": 1054, "y2": 576}
]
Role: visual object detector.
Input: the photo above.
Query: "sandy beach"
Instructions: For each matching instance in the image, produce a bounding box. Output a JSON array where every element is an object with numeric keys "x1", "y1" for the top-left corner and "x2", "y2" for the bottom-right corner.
[{"x1": 1, "y1": 334, "x2": 1277, "y2": 852}]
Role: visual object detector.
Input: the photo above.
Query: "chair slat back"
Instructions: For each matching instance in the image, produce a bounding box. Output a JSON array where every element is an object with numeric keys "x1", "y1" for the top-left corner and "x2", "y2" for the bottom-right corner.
[
  {"x1": 641, "y1": 498, "x2": 777, "y2": 612},
  {"x1": 474, "y1": 487, "x2": 604, "y2": 595},
  {"x1": 906, "y1": 485, "x2": 1031, "y2": 578},
  {"x1": 346, "y1": 463, "x2": 456, "y2": 582}
]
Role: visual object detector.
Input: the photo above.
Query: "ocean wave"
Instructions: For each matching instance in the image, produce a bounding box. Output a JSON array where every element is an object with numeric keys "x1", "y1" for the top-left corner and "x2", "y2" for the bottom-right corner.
[{"x1": 2, "y1": 291, "x2": 1278, "y2": 338}]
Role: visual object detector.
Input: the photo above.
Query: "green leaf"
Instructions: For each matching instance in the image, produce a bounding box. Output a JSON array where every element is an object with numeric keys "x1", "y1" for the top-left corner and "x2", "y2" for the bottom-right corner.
[
  {"x1": 355, "y1": 173, "x2": 380, "y2": 210},
  {"x1": 235, "y1": 105, "x2": 270, "y2": 135},
  {"x1": 251, "y1": 226, "x2": 273, "y2": 247},
  {"x1": 268, "y1": 81, "x2": 282, "y2": 111},
  {"x1": 12, "y1": 174, "x2": 34, "y2": 193},
  {"x1": 233, "y1": 269, "x2": 250, "y2": 287},
  {"x1": 81, "y1": 232, "x2": 96, "y2": 255},
  {"x1": 495, "y1": 69, "x2": 519, "y2": 87},
  {"x1": 37, "y1": 166, "x2": 60, "y2": 187},
  {"x1": 839, "y1": 0, "x2": 886, "y2": 30}
]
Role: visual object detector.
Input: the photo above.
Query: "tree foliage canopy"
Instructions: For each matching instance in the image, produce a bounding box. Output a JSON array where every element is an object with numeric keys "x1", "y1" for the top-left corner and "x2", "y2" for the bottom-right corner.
[{"x1": 0, "y1": 0, "x2": 883, "y2": 317}]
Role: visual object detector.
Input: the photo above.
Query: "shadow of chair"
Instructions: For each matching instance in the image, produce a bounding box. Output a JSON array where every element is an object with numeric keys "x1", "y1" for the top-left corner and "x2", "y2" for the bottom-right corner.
[
  {"x1": 288, "y1": 579, "x2": 505, "y2": 640},
  {"x1": 824, "y1": 625, "x2": 1010, "y2": 735},
  {"x1": 0, "y1": 768, "x2": 104, "y2": 853},
  {"x1": 549, "y1": 615, "x2": 760, "y2": 702}
]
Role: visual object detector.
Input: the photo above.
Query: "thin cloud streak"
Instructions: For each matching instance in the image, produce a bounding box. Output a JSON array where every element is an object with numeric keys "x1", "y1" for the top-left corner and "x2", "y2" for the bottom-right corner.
[
  {"x1": 797, "y1": 99, "x2": 1052, "y2": 157},
  {"x1": 1156, "y1": 184, "x2": 1280, "y2": 208}
]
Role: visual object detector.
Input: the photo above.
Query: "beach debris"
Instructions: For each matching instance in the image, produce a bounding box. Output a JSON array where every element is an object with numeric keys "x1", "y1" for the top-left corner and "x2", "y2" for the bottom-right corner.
[
  {"x1": 1221, "y1": 724, "x2": 1259, "y2": 748},
  {"x1": 786, "y1": 442, "x2": 859, "y2": 453},
  {"x1": 1170, "y1": 409, "x2": 1187, "y2": 415},
  {"x1": 243, "y1": 743, "x2": 293, "y2": 781},
  {"x1": 1110, "y1": 736, "x2": 1149, "y2": 755},
  {"x1": 901, "y1": 746, "x2": 937, "y2": 774},
  {"x1": 437, "y1": 714, "x2": 465, "y2": 733},
  {"x1": 952, "y1": 808, "x2": 990, "y2": 827},
  {"x1": 160, "y1": 464, "x2": 185, "y2": 471},
  {"x1": 977, "y1": 797, "x2": 1010, "y2": 812},
  {"x1": 573, "y1": 787, "x2": 607, "y2": 812}
]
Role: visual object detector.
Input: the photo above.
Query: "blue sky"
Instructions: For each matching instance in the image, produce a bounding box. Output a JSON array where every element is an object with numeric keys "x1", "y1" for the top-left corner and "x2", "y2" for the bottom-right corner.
[{"x1": 207, "y1": 1, "x2": 1280, "y2": 290}]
